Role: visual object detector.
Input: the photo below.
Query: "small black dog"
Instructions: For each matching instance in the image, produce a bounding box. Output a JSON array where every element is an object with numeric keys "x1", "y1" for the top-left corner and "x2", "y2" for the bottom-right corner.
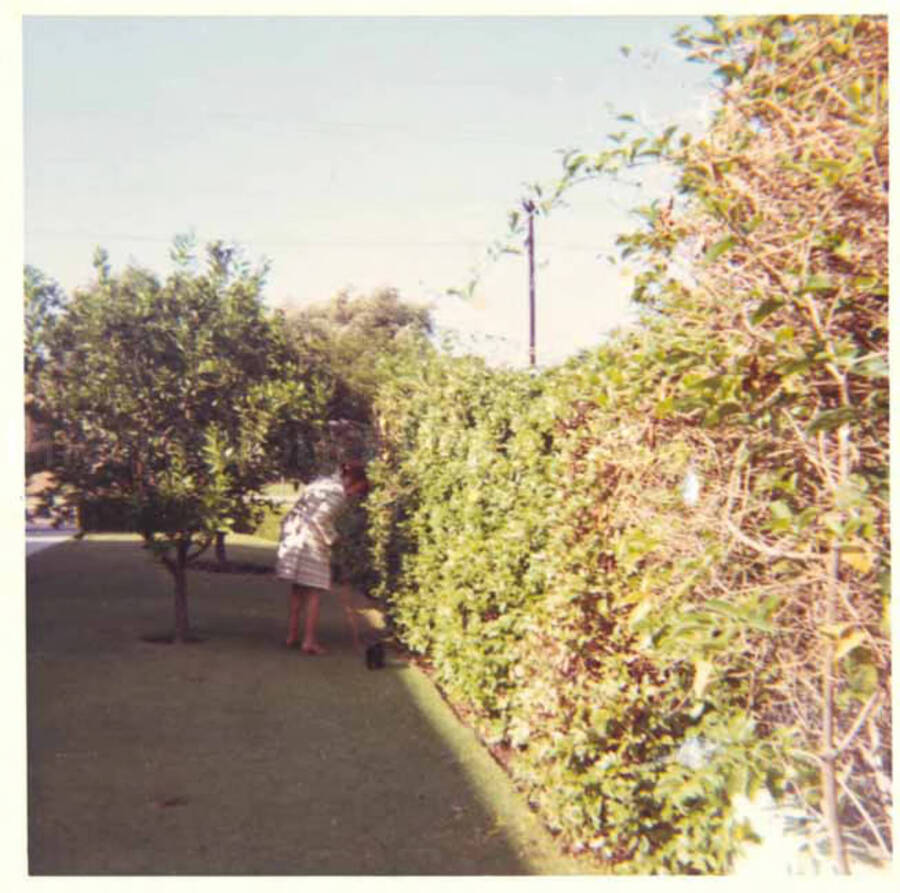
[{"x1": 365, "y1": 640, "x2": 385, "y2": 670}]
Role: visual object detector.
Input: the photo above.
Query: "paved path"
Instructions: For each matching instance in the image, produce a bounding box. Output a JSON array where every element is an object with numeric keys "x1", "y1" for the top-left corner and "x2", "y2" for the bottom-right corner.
[
  {"x1": 26, "y1": 535, "x2": 583, "y2": 875},
  {"x1": 25, "y1": 526, "x2": 78, "y2": 556}
]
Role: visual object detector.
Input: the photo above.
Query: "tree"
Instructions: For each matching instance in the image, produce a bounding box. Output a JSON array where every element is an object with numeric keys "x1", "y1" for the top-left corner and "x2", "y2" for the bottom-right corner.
[
  {"x1": 25, "y1": 266, "x2": 67, "y2": 472},
  {"x1": 24, "y1": 265, "x2": 66, "y2": 392},
  {"x1": 283, "y1": 287, "x2": 432, "y2": 426},
  {"x1": 38, "y1": 239, "x2": 329, "y2": 642},
  {"x1": 278, "y1": 288, "x2": 433, "y2": 587}
]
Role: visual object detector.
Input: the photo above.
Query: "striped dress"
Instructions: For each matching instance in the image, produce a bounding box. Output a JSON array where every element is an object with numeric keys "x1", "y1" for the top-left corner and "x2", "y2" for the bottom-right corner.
[{"x1": 275, "y1": 475, "x2": 346, "y2": 590}]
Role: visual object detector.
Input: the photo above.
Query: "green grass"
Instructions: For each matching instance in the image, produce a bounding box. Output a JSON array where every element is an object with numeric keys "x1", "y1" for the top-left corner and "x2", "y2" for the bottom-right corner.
[
  {"x1": 251, "y1": 505, "x2": 283, "y2": 543},
  {"x1": 262, "y1": 480, "x2": 304, "y2": 501},
  {"x1": 255, "y1": 481, "x2": 301, "y2": 542},
  {"x1": 26, "y1": 534, "x2": 588, "y2": 875}
]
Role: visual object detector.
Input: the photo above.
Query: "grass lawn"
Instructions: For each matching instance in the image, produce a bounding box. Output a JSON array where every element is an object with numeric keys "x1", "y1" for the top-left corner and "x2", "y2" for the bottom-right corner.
[
  {"x1": 26, "y1": 534, "x2": 588, "y2": 875},
  {"x1": 262, "y1": 480, "x2": 303, "y2": 503}
]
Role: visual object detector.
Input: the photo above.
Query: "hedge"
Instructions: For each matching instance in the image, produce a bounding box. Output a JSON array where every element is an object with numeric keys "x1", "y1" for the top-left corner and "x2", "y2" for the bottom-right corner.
[{"x1": 365, "y1": 16, "x2": 889, "y2": 874}]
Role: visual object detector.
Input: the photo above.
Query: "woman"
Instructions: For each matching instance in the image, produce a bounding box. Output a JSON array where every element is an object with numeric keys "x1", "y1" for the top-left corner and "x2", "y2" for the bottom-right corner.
[{"x1": 276, "y1": 462, "x2": 369, "y2": 654}]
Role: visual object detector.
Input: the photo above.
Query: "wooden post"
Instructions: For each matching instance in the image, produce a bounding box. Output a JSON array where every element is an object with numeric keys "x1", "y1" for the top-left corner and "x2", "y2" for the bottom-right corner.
[
  {"x1": 524, "y1": 200, "x2": 536, "y2": 367},
  {"x1": 215, "y1": 530, "x2": 227, "y2": 565}
]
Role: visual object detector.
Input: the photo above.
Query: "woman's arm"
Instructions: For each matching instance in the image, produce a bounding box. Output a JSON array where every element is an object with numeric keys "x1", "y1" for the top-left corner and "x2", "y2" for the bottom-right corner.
[{"x1": 308, "y1": 486, "x2": 344, "y2": 546}]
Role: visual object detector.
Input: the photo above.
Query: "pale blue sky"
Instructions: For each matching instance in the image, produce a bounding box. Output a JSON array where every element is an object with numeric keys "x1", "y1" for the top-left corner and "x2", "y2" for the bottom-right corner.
[{"x1": 23, "y1": 14, "x2": 718, "y2": 365}]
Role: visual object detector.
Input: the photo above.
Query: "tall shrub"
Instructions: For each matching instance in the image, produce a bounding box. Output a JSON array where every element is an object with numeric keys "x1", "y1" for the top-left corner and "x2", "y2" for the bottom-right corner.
[
  {"x1": 606, "y1": 15, "x2": 890, "y2": 869},
  {"x1": 369, "y1": 15, "x2": 888, "y2": 874}
]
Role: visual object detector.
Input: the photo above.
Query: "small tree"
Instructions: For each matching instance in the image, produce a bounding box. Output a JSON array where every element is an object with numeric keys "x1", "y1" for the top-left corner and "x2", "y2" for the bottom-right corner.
[{"x1": 38, "y1": 240, "x2": 328, "y2": 642}]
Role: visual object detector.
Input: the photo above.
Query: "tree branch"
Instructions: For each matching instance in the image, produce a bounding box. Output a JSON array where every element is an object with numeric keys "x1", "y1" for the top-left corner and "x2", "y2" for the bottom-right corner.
[
  {"x1": 724, "y1": 518, "x2": 818, "y2": 562},
  {"x1": 835, "y1": 772, "x2": 891, "y2": 860},
  {"x1": 834, "y1": 691, "x2": 881, "y2": 759},
  {"x1": 186, "y1": 534, "x2": 213, "y2": 563}
]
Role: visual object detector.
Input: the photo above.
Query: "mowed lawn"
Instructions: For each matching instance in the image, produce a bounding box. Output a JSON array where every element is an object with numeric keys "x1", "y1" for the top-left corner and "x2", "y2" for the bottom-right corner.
[{"x1": 26, "y1": 534, "x2": 584, "y2": 875}]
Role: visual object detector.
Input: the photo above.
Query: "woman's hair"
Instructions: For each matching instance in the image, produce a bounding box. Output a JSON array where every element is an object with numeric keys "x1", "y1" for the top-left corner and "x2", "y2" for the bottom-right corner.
[{"x1": 339, "y1": 461, "x2": 369, "y2": 495}]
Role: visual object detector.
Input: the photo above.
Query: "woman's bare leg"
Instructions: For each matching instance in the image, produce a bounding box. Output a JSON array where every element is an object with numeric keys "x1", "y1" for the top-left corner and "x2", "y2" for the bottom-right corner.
[
  {"x1": 286, "y1": 584, "x2": 305, "y2": 646},
  {"x1": 301, "y1": 589, "x2": 326, "y2": 654}
]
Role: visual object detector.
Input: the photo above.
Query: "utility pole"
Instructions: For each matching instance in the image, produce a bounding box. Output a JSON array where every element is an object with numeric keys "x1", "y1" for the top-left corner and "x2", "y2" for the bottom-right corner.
[{"x1": 523, "y1": 200, "x2": 536, "y2": 367}]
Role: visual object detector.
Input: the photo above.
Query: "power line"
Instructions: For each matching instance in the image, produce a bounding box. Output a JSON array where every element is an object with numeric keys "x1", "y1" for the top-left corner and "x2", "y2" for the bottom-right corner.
[
  {"x1": 26, "y1": 229, "x2": 484, "y2": 249},
  {"x1": 26, "y1": 227, "x2": 613, "y2": 253}
]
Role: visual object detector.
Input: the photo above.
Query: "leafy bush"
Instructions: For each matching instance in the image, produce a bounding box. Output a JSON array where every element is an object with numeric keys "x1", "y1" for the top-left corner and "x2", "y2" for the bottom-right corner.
[
  {"x1": 367, "y1": 16, "x2": 888, "y2": 874},
  {"x1": 78, "y1": 495, "x2": 136, "y2": 532},
  {"x1": 369, "y1": 346, "x2": 777, "y2": 872},
  {"x1": 332, "y1": 499, "x2": 377, "y2": 589}
]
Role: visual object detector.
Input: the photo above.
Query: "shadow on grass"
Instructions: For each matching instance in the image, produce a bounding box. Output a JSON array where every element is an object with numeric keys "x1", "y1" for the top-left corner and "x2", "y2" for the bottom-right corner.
[{"x1": 26, "y1": 535, "x2": 569, "y2": 875}]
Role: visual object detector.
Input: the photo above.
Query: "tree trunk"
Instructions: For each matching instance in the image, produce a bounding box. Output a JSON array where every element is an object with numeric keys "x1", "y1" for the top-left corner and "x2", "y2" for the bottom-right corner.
[
  {"x1": 173, "y1": 539, "x2": 190, "y2": 643},
  {"x1": 215, "y1": 530, "x2": 227, "y2": 565}
]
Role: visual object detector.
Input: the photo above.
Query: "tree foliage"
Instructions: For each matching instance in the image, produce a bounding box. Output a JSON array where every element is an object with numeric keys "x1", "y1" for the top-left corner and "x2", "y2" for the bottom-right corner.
[
  {"x1": 24, "y1": 265, "x2": 66, "y2": 396},
  {"x1": 38, "y1": 240, "x2": 329, "y2": 640},
  {"x1": 610, "y1": 15, "x2": 890, "y2": 871},
  {"x1": 283, "y1": 287, "x2": 432, "y2": 425},
  {"x1": 367, "y1": 15, "x2": 889, "y2": 874}
]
